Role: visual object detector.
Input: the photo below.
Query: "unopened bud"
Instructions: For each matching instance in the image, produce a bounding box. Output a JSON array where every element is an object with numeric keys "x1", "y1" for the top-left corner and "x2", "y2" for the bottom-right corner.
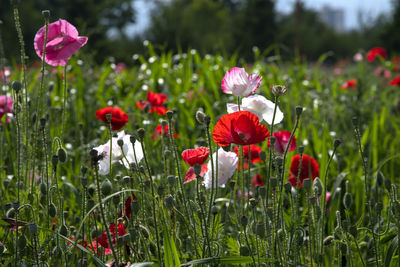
[
  {"x1": 211, "y1": 204, "x2": 219, "y2": 215},
  {"x1": 284, "y1": 182, "x2": 292, "y2": 192},
  {"x1": 343, "y1": 193, "x2": 353, "y2": 210},
  {"x1": 100, "y1": 179, "x2": 113, "y2": 196},
  {"x1": 12, "y1": 81, "x2": 22, "y2": 92},
  {"x1": 271, "y1": 84, "x2": 287, "y2": 97},
  {"x1": 117, "y1": 139, "x2": 124, "y2": 147},
  {"x1": 167, "y1": 175, "x2": 175, "y2": 185},
  {"x1": 196, "y1": 110, "x2": 206, "y2": 124},
  {"x1": 81, "y1": 166, "x2": 88, "y2": 176},
  {"x1": 256, "y1": 222, "x2": 265, "y2": 238},
  {"x1": 295, "y1": 106, "x2": 303, "y2": 117},
  {"x1": 161, "y1": 120, "x2": 168, "y2": 127},
  {"x1": 49, "y1": 202, "x2": 57, "y2": 217},
  {"x1": 193, "y1": 164, "x2": 202, "y2": 176},
  {"x1": 313, "y1": 178, "x2": 322, "y2": 196},
  {"x1": 166, "y1": 110, "x2": 174, "y2": 120},
  {"x1": 42, "y1": 10, "x2": 50, "y2": 19},
  {"x1": 52, "y1": 154, "x2": 59, "y2": 167},
  {"x1": 164, "y1": 195, "x2": 175, "y2": 209},
  {"x1": 333, "y1": 139, "x2": 341, "y2": 148},
  {"x1": 28, "y1": 223, "x2": 38, "y2": 235},
  {"x1": 303, "y1": 178, "x2": 312, "y2": 191},
  {"x1": 137, "y1": 128, "x2": 145, "y2": 141},
  {"x1": 130, "y1": 135, "x2": 136, "y2": 144},
  {"x1": 240, "y1": 216, "x2": 248, "y2": 227},
  {"x1": 59, "y1": 224, "x2": 68, "y2": 236},
  {"x1": 259, "y1": 151, "x2": 266, "y2": 161}
]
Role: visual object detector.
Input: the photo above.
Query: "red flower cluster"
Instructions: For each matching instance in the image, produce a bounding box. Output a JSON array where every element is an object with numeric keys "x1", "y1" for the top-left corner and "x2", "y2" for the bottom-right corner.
[
  {"x1": 366, "y1": 47, "x2": 387, "y2": 62},
  {"x1": 389, "y1": 76, "x2": 400, "y2": 87},
  {"x1": 95, "y1": 107, "x2": 129, "y2": 131},
  {"x1": 288, "y1": 154, "x2": 319, "y2": 187},
  {"x1": 136, "y1": 91, "x2": 169, "y2": 115},
  {"x1": 233, "y1": 145, "x2": 263, "y2": 169},
  {"x1": 152, "y1": 124, "x2": 179, "y2": 140},
  {"x1": 268, "y1": 131, "x2": 296, "y2": 154},
  {"x1": 341, "y1": 79, "x2": 357, "y2": 90},
  {"x1": 213, "y1": 111, "x2": 270, "y2": 147}
]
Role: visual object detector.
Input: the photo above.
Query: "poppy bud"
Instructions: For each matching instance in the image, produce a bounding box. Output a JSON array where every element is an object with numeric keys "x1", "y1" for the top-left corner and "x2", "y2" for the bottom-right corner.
[
  {"x1": 270, "y1": 84, "x2": 287, "y2": 97},
  {"x1": 28, "y1": 222, "x2": 38, "y2": 235},
  {"x1": 42, "y1": 10, "x2": 50, "y2": 19},
  {"x1": 101, "y1": 179, "x2": 112, "y2": 196},
  {"x1": 48, "y1": 81, "x2": 55, "y2": 92},
  {"x1": 284, "y1": 182, "x2": 292, "y2": 192},
  {"x1": 157, "y1": 185, "x2": 165, "y2": 196},
  {"x1": 49, "y1": 202, "x2": 57, "y2": 217},
  {"x1": 58, "y1": 148, "x2": 67, "y2": 163},
  {"x1": 161, "y1": 120, "x2": 168, "y2": 127},
  {"x1": 313, "y1": 178, "x2": 323, "y2": 196},
  {"x1": 295, "y1": 106, "x2": 303, "y2": 118},
  {"x1": 86, "y1": 199, "x2": 95, "y2": 211},
  {"x1": 40, "y1": 117, "x2": 46, "y2": 127},
  {"x1": 137, "y1": 128, "x2": 145, "y2": 141},
  {"x1": 81, "y1": 166, "x2": 88, "y2": 176},
  {"x1": 333, "y1": 139, "x2": 341, "y2": 148},
  {"x1": 112, "y1": 194, "x2": 120, "y2": 205},
  {"x1": 122, "y1": 176, "x2": 131, "y2": 185},
  {"x1": 249, "y1": 198, "x2": 257, "y2": 208},
  {"x1": 89, "y1": 149, "x2": 98, "y2": 160},
  {"x1": 259, "y1": 151, "x2": 266, "y2": 161},
  {"x1": 196, "y1": 110, "x2": 206, "y2": 124},
  {"x1": 87, "y1": 184, "x2": 96, "y2": 197},
  {"x1": 375, "y1": 171, "x2": 384, "y2": 186},
  {"x1": 256, "y1": 222, "x2": 265, "y2": 238},
  {"x1": 211, "y1": 204, "x2": 219, "y2": 215},
  {"x1": 59, "y1": 224, "x2": 68, "y2": 236},
  {"x1": 164, "y1": 194, "x2": 175, "y2": 209},
  {"x1": 297, "y1": 146, "x2": 304, "y2": 154},
  {"x1": 12, "y1": 81, "x2": 22, "y2": 92},
  {"x1": 39, "y1": 182, "x2": 47, "y2": 195},
  {"x1": 17, "y1": 235, "x2": 26, "y2": 250},
  {"x1": 323, "y1": 235, "x2": 334, "y2": 246},
  {"x1": 52, "y1": 154, "x2": 59, "y2": 167},
  {"x1": 6, "y1": 208, "x2": 15, "y2": 218},
  {"x1": 166, "y1": 110, "x2": 174, "y2": 120},
  {"x1": 130, "y1": 135, "x2": 136, "y2": 145},
  {"x1": 277, "y1": 229, "x2": 286, "y2": 241},
  {"x1": 117, "y1": 139, "x2": 124, "y2": 147}
]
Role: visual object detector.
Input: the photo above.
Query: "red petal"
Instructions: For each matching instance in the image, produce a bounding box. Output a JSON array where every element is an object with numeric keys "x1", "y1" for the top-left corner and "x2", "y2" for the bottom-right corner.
[{"x1": 181, "y1": 147, "x2": 209, "y2": 166}]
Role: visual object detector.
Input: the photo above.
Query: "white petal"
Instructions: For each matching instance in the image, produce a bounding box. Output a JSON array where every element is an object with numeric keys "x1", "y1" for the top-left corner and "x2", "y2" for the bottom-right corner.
[
  {"x1": 204, "y1": 148, "x2": 238, "y2": 189},
  {"x1": 226, "y1": 103, "x2": 240, "y2": 114}
]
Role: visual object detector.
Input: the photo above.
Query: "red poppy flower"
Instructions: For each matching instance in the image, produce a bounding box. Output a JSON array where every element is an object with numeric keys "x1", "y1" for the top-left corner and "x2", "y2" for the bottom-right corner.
[
  {"x1": 95, "y1": 222, "x2": 126, "y2": 249},
  {"x1": 95, "y1": 107, "x2": 129, "y2": 131},
  {"x1": 233, "y1": 145, "x2": 263, "y2": 169},
  {"x1": 182, "y1": 147, "x2": 209, "y2": 166},
  {"x1": 252, "y1": 173, "x2": 264, "y2": 188},
  {"x1": 288, "y1": 154, "x2": 319, "y2": 187},
  {"x1": 366, "y1": 47, "x2": 387, "y2": 62},
  {"x1": 136, "y1": 91, "x2": 169, "y2": 115},
  {"x1": 389, "y1": 76, "x2": 400, "y2": 87},
  {"x1": 118, "y1": 194, "x2": 137, "y2": 219},
  {"x1": 213, "y1": 111, "x2": 270, "y2": 147},
  {"x1": 152, "y1": 124, "x2": 179, "y2": 140},
  {"x1": 341, "y1": 79, "x2": 357, "y2": 90},
  {"x1": 268, "y1": 131, "x2": 296, "y2": 154},
  {"x1": 184, "y1": 164, "x2": 208, "y2": 184}
]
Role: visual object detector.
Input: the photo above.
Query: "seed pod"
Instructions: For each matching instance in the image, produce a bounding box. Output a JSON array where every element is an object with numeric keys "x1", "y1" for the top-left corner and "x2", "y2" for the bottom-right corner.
[
  {"x1": 57, "y1": 148, "x2": 67, "y2": 163},
  {"x1": 101, "y1": 179, "x2": 112, "y2": 196},
  {"x1": 249, "y1": 198, "x2": 257, "y2": 208},
  {"x1": 270, "y1": 84, "x2": 287, "y2": 96},
  {"x1": 17, "y1": 235, "x2": 27, "y2": 249},
  {"x1": 130, "y1": 135, "x2": 136, "y2": 144},
  {"x1": 256, "y1": 222, "x2": 265, "y2": 238},
  {"x1": 49, "y1": 203, "x2": 57, "y2": 217},
  {"x1": 166, "y1": 110, "x2": 174, "y2": 120},
  {"x1": 117, "y1": 139, "x2": 124, "y2": 147}
]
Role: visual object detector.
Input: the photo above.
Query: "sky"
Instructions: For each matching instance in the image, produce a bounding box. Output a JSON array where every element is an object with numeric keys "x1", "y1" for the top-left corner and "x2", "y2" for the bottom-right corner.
[{"x1": 127, "y1": 0, "x2": 393, "y2": 36}]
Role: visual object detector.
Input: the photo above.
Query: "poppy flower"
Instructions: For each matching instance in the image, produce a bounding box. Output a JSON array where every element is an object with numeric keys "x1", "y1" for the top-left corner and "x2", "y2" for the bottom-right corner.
[
  {"x1": 184, "y1": 164, "x2": 208, "y2": 184},
  {"x1": 182, "y1": 147, "x2": 209, "y2": 166},
  {"x1": 136, "y1": 91, "x2": 169, "y2": 115},
  {"x1": 203, "y1": 148, "x2": 238, "y2": 189},
  {"x1": 252, "y1": 173, "x2": 264, "y2": 188},
  {"x1": 366, "y1": 47, "x2": 387, "y2": 62},
  {"x1": 341, "y1": 79, "x2": 357, "y2": 90},
  {"x1": 353, "y1": 53, "x2": 363, "y2": 62},
  {"x1": 233, "y1": 145, "x2": 263, "y2": 169},
  {"x1": 288, "y1": 154, "x2": 319, "y2": 187},
  {"x1": 95, "y1": 107, "x2": 129, "y2": 131},
  {"x1": 213, "y1": 111, "x2": 270, "y2": 147},
  {"x1": 268, "y1": 131, "x2": 296, "y2": 154},
  {"x1": 118, "y1": 194, "x2": 137, "y2": 219},
  {"x1": 34, "y1": 19, "x2": 88, "y2": 66},
  {"x1": 0, "y1": 95, "x2": 13, "y2": 124},
  {"x1": 152, "y1": 124, "x2": 179, "y2": 140},
  {"x1": 95, "y1": 222, "x2": 126, "y2": 249},
  {"x1": 389, "y1": 76, "x2": 400, "y2": 87},
  {"x1": 93, "y1": 131, "x2": 143, "y2": 175},
  {"x1": 221, "y1": 67, "x2": 262, "y2": 97},
  {"x1": 227, "y1": 94, "x2": 284, "y2": 125}
]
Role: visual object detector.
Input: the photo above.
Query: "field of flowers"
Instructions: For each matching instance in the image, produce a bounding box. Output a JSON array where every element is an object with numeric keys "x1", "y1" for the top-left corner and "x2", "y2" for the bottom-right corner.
[{"x1": 1, "y1": 12, "x2": 400, "y2": 267}]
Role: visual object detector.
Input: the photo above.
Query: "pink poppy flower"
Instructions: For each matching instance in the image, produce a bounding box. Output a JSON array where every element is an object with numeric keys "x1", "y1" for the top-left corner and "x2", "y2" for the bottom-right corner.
[
  {"x1": 221, "y1": 67, "x2": 262, "y2": 97},
  {"x1": 268, "y1": 131, "x2": 296, "y2": 154},
  {"x1": 341, "y1": 79, "x2": 357, "y2": 90},
  {"x1": 0, "y1": 95, "x2": 13, "y2": 124},
  {"x1": 34, "y1": 19, "x2": 88, "y2": 66}
]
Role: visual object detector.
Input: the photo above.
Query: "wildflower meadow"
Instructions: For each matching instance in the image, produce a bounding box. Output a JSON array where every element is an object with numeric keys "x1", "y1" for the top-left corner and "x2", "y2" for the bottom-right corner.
[{"x1": 1, "y1": 6, "x2": 400, "y2": 267}]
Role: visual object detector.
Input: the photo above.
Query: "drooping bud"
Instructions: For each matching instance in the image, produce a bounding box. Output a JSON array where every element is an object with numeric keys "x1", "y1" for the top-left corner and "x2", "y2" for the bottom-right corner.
[
  {"x1": 100, "y1": 179, "x2": 113, "y2": 196},
  {"x1": 28, "y1": 223, "x2": 38, "y2": 235},
  {"x1": 130, "y1": 135, "x2": 136, "y2": 145},
  {"x1": 49, "y1": 202, "x2": 57, "y2": 217},
  {"x1": 59, "y1": 224, "x2": 69, "y2": 236},
  {"x1": 57, "y1": 148, "x2": 67, "y2": 163},
  {"x1": 52, "y1": 154, "x2": 59, "y2": 167},
  {"x1": 39, "y1": 182, "x2": 47, "y2": 195}
]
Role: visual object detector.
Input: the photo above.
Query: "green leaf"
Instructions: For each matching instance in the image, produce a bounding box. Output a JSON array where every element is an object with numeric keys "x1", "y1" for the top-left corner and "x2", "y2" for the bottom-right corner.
[
  {"x1": 385, "y1": 235, "x2": 398, "y2": 267},
  {"x1": 181, "y1": 256, "x2": 269, "y2": 266}
]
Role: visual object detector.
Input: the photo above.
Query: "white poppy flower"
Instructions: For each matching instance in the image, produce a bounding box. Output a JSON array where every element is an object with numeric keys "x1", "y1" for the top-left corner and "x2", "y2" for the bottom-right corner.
[
  {"x1": 226, "y1": 94, "x2": 283, "y2": 125},
  {"x1": 204, "y1": 148, "x2": 238, "y2": 189}
]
